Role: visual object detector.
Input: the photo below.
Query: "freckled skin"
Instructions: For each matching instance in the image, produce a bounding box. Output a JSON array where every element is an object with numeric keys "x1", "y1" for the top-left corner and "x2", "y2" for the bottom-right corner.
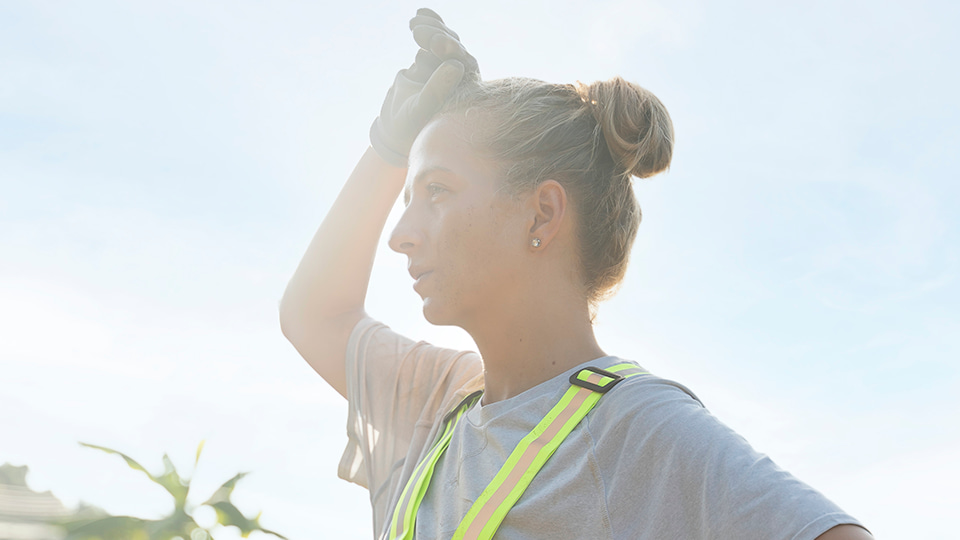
[{"x1": 389, "y1": 117, "x2": 528, "y2": 330}]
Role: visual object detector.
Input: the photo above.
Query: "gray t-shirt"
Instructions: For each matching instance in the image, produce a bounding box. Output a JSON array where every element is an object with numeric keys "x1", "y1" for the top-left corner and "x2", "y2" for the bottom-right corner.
[{"x1": 339, "y1": 317, "x2": 864, "y2": 539}]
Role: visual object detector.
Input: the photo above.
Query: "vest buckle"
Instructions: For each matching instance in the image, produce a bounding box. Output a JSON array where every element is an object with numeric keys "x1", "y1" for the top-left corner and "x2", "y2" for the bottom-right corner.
[{"x1": 569, "y1": 366, "x2": 625, "y2": 394}]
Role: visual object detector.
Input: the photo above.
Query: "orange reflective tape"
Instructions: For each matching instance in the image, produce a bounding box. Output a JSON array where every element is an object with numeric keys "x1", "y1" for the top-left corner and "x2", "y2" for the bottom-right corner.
[{"x1": 458, "y1": 373, "x2": 603, "y2": 539}]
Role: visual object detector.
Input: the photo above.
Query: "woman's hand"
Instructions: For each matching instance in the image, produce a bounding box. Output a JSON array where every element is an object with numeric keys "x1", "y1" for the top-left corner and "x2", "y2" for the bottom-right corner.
[{"x1": 370, "y1": 8, "x2": 479, "y2": 167}]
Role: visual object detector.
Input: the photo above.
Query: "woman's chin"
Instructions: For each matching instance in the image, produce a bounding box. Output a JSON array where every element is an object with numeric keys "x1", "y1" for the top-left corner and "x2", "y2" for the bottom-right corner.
[{"x1": 421, "y1": 299, "x2": 457, "y2": 327}]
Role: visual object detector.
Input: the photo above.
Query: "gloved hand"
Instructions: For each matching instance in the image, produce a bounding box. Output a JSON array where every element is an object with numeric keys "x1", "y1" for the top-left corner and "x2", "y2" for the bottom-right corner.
[{"x1": 370, "y1": 8, "x2": 479, "y2": 167}]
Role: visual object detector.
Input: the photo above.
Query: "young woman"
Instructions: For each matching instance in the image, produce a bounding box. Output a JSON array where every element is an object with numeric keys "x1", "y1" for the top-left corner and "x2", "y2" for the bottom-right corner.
[{"x1": 280, "y1": 9, "x2": 871, "y2": 540}]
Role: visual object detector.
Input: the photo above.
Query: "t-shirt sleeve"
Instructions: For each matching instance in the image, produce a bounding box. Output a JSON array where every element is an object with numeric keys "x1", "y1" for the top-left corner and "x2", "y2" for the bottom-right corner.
[
  {"x1": 595, "y1": 378, "x2": 866, "y2": 540},
  {"x1": 337, "y1": 316, "x2": 483, "y2": 496}
]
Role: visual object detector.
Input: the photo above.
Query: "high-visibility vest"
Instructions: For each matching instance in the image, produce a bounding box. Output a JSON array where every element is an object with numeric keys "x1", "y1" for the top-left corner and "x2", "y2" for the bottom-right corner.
[{"x1": 388, "y1": 362, "x2": 649, "y2": 540}]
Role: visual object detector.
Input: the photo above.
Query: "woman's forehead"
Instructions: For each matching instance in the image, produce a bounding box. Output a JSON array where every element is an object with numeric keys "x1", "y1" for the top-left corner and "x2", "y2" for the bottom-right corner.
[
  {"x1": 407, "y1": 117, "x2": 500, "y2": 189},
  {"x1": 409, "y1": 116, "x2": 471, "y2": 162}
]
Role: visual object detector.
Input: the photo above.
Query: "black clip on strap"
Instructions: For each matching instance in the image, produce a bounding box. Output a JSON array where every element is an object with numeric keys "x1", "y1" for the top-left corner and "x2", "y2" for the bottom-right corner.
[
  {"x1": 441, "y1": 389, "x2": 483, "y2": 426},
  {"x1": 569, "y1": 366, "x2": 625, "y2": 394}
]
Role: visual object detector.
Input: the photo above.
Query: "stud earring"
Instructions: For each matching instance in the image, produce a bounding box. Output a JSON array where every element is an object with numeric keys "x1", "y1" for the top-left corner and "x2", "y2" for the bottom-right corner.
[{"x1": 531, "y1": 238, "x2": 542, "y2": 248}]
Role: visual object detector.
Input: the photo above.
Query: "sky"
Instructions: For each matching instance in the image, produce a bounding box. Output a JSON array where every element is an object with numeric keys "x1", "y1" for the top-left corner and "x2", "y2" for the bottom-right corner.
[{"x1": 1, "y1": 1, "x2": 958, "y2": 538}]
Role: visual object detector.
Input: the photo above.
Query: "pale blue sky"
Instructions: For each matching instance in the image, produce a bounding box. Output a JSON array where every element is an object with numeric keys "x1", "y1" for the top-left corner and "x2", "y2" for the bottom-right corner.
[{"x1": 1, "y1": 1, "x2": 957, "y2": 538}]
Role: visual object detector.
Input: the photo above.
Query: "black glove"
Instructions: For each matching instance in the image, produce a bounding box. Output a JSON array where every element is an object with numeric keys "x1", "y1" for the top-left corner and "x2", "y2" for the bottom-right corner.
[{"x1": 370, "y1": 8, "x2": 480, "y2": 167}]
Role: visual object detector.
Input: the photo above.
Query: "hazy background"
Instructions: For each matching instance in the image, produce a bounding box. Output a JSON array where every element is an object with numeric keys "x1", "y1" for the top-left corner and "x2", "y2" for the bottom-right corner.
[{"x1": 2, "y1": 1, "x2": 957, "y2": 538}]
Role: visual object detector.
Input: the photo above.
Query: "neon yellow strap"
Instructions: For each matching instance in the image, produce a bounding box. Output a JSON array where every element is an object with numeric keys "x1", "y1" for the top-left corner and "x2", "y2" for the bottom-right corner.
[
  {"x1": 452, "y1": 363, "x2": 646, "y2": 540},
  {"x1": 389, "y1": 390, "x2": 482, "y2": 540},
  {"x1": 388, "y1": 364, "x2": 647, "y2": 540}
]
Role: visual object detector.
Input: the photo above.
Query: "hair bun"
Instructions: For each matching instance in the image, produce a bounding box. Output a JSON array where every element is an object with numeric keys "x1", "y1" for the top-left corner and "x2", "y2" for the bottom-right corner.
[{"x1": 576, "y1": 77, "x2": 674, "y2": 179}]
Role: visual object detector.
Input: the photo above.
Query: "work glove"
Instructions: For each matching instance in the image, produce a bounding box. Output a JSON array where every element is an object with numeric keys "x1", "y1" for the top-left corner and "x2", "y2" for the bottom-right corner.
[{"x1": 370, "y1": 8, "x2": 480, "y2": 167}]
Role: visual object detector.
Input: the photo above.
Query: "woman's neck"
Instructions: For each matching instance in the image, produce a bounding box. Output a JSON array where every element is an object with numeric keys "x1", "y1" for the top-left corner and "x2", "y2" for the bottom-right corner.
[{"x1": 465, "y1": 287, "x2": 606, "y2": 405}]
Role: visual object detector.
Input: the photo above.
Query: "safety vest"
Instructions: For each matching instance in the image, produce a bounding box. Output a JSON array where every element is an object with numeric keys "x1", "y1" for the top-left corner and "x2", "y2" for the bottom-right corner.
[{"x1": 388, "y1": 362, "x2": 649, "y2": 540}]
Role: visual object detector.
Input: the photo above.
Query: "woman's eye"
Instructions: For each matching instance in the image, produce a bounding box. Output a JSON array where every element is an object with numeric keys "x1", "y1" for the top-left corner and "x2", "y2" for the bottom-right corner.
[{"x1": 426, "y1": 184, "x2": 447, "y2": 199}]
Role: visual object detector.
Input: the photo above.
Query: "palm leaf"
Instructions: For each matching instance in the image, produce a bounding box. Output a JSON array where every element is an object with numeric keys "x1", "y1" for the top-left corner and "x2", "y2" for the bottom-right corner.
[
  {"x1": 156, "y1": 454, "x2": 190, "y2": 509},
  {"x1": 77, "y1": 442, "x2": 285, "y2": 539},
  {"x1": 79, "y1": 443, "x2": 155, "y2": 483},
  {"x1": 80, "y1": 443, "x2": 190, "y2": 508},
  {"x1": 203, "y1": 472, "x2": 247, "y2": 504},
  {"x1": 202, "y1": 473, "x2": 287, "y2": 539},
  {"x1": 195, "y1": 440, "x2": 206, "y2": 469}
]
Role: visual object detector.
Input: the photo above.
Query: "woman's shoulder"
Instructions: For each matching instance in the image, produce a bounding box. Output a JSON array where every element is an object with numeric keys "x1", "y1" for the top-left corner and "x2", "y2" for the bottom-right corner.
[
  {"x1": 582, "y1": 359, "x2": 864, "y2": 539},
  {"x1": 346, "y1": 315, "x2": 484, "y2": 430},
  {"x1": 583, "y1": 360, "x2": 727, "y2": 448},
  {"x1": 589, "y1": 358, "x2": 705, "y2": 413},
  {"x1": 616, "y1": 368, "x2": 704, "y2": 408}
]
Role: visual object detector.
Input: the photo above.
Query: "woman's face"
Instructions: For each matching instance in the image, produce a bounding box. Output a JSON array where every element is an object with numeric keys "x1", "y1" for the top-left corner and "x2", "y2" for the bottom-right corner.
[{"x1": 389, "y1": 116, "x2": 530, "y2": 327}]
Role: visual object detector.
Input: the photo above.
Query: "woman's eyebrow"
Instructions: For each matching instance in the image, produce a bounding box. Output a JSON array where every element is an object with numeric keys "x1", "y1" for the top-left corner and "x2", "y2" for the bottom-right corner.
[{"x1": 403, "y1": 166, "x2": 453, "y2": 206}]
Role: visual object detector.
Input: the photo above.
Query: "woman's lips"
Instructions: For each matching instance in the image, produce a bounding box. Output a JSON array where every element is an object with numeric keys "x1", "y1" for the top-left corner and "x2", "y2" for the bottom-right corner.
[{"x1": 412, "y1": 271, "x2": 432, "y2": 293}]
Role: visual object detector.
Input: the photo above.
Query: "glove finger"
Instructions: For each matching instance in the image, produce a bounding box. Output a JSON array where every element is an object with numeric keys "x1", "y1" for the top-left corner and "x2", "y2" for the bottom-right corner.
[
  {"x1": 409, "y1": 14, "x2": 460, "y2": 41},
  {"x1": 406, "y1": 48, "x2": 442, "y2": 83},
  {"x1": 414, "y1": 28, "x2": 478, "y2": 75},
  {"x1": 411, "y1": 59, "x2": 465, "y2": 119},
  {"x1": 416, "y1": 7, "x2": 443, "y2": 22},
  {"x1": 413, "y1": 26, "x2": 464, "y2": 58}
]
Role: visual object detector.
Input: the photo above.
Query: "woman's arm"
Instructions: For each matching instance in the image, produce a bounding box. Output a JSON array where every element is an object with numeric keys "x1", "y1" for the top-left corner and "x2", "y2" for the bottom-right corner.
[
  {"x1": 279, "y1": 149, "x2": 404, "y2": 397},
  {"x1": 816, "y1": 525, "x2": 873, "y2": 540},
  {"x1": 279, "y1": 8, "x2": 477, "y2": 397}
]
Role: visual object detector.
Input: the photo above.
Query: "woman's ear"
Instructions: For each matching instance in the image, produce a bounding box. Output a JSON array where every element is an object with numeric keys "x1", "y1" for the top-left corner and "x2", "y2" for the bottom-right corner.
[{"x1": 527, "y1": 180, "x2": 567, "y2": 249}]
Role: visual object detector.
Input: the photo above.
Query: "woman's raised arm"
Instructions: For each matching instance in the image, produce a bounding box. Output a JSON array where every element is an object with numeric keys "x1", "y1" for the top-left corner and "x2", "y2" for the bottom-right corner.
[
  {"x1": 279, "y1": 149, "x2": 405, "y2": 397},
  {"x1": 279, "y1": 9, "x2": 477, "y2": 397}
]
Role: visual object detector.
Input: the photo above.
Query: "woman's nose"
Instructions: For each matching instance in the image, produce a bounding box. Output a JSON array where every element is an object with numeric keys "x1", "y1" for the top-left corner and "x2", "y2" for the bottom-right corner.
[{"x1": 388, "y1": 206, "x2": 421, "y2": 254}]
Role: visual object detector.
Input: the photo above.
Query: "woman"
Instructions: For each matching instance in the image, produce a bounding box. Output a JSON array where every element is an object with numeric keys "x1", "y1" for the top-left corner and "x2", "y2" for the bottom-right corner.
[{"x1": 280, "y1": 9, "x2": 871, "y2": 540}]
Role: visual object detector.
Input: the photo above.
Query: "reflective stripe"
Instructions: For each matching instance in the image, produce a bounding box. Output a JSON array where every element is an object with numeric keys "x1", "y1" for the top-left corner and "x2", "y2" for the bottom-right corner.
[
  {"x1": 453, "y1": 363, "x2": 646, "y2": 540},
  {"x1": 607, "y1": 362, "x2": 648, "y2": 378},
  {"x1": 389, "y1": 391, "x2": 482, "y2": 540},
  {"x1": 453, "y1": 372, "x2": 604, "y2": 539},
  {"x1": 387, "y1": 364, "x2": 647, "y2": 540}
]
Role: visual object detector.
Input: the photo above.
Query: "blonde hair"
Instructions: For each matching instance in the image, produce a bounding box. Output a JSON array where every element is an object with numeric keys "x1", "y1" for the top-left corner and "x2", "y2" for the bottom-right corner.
[{"x1": 441, "y1": 76, "x2": 674, "y2": 305}]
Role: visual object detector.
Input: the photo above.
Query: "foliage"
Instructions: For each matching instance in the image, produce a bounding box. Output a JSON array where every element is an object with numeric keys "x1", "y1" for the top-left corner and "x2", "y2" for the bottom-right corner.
[{"x1": 60, "y1": 441, "x2": 286, "y2": 540}]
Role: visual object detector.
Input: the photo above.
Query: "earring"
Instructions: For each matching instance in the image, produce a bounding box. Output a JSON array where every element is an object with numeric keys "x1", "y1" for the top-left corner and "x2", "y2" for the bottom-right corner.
[{"x1": 531, "y1": 238, "x2": 542, "y2": 248}]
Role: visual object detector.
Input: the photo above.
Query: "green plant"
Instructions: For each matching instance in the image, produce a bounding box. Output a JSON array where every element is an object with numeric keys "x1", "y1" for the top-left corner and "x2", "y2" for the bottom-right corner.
[{"x1": 62, "y1": 442, "x2": 286, "y2": 540}]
